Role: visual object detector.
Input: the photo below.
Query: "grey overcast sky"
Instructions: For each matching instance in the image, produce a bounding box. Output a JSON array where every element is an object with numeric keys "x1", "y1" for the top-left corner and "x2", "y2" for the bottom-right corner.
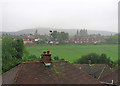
[{"x1": 1, "y1": 0, "x2": 119, "y2": 32}]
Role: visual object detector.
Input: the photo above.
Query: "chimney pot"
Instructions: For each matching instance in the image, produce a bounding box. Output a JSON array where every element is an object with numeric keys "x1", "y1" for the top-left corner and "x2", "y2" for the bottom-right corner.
[
  {"x1": 47, "y1": 50, "x2": 50, "y2": 54},
  {"x1": 43, "y1": 52, "x2": 46, "y2": 54}
]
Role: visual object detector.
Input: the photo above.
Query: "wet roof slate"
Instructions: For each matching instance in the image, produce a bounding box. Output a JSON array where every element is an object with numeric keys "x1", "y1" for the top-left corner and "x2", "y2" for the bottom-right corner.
[
  {"x1": 74, "y1": 64, "x2": 116, "y2": 80},
  {"x1": 2, "y1": 61, "x2": 100, "y2": 84},
  {"x1": 99, "y1": 67, "x2": 120, "y2": 85}
]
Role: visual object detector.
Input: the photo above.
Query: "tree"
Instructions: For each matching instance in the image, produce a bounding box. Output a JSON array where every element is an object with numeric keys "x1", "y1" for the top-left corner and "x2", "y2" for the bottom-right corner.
[
  {"x1": 118, "y1": 33, "x2": 120, "y2": 44},
  {"x1": 74, "y1": 53, "x2": 112, "y2": 65},
  {"x1": 54, "y1": 56, "x2": 59, "y2": 60},
  {"x1": 105, "y1": 34, "x2": 118, "y2": 44},
  {"x1": 77, "y1": 30, "x2": 79, "y2": 36},
  {"x1": 2, "y1": 37, "x2": 25, "y2": 73},
  {"x1": 58, "y1": 32, "x2": 68, "y2": 41},
  {"x1": 36, "y1": 40, "x2": 46, "y2": 44},
  {"x1": 51, "y1": 31, "x2": 69, "y2": 44},
  {"x1": 2, "y1": 37, "x2": 25, "y2": 59},
  {"x1": 80, "y1": 29, "x2": 88, "y2": 36},
  {"x1": 14, "y1": 38, "x2": 24, "y2": 58},
  {"x1": 51, "y1": 31, "x2": 59, "y2": 41},
  {"x1": 99, "y1": 54, "x2": 107, "y2": 64},
  {"x1": 2, "y1": 37, "x2": 15, "y2": 58}
]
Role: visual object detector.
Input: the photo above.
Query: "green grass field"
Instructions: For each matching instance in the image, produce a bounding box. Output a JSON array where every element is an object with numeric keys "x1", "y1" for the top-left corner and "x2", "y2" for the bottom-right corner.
[{"x1": 26, "y1": 44, "x2": 118, "y2": 63}]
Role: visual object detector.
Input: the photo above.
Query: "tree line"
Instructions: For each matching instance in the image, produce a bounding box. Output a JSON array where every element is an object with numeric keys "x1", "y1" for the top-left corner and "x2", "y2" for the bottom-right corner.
[
  {"x1": 51, "y1": 31, "x2": 69, "y2": 44},
  {"x1": 105, "y1": 34, "x2": 118, "y2": 44},
  {"x1": 35, "y1": 31, "x2": 69, "y2": 45},
  {"x1": 74, "y1": 53, "x2": 118, "y2": 67}
]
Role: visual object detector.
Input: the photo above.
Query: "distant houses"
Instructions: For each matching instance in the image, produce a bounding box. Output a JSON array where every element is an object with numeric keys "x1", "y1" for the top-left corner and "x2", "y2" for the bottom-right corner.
[
  {"x1": 2, "y1": 34, "x2": 35, "y2": 45},
  {"x1": 2, "y1": 30, "x2": 50, "y2": 45},
  {"x1": 2, "y1": 29, "x2": 108, "y2": 45},
  {"x1": 70, "y1": 29, "x2": 105, "y2": 44},
  {"x1": 72, "y1": 35, "x2": 105, "y2": 44},
  {"x1": 23, "y1": 39, "x2": 34, "y2": 45}
]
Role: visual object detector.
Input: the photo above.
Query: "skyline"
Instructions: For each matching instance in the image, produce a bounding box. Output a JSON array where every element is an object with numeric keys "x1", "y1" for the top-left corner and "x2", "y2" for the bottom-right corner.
[
  {"x1": 1, "y1": 0, "x2": 119, "y2": 32},
  {"x1": 1, "y1": 27, "x2": 118, "y2": 33}
]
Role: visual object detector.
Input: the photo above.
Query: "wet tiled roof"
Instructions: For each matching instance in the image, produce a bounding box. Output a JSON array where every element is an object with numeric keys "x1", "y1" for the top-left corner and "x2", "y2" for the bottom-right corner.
[
  {"x1": 74, "y1": 64, "x2": 115, "y2": 79},
  {"x1": 99, "y1": 67, "x2": 120, "y2": 85},
  {"x1": 2, "y1": 61, "x2": 100, "y2": 84},
  {"x1": 2, "y1": 64, "x2": 21, "y2": 84}
]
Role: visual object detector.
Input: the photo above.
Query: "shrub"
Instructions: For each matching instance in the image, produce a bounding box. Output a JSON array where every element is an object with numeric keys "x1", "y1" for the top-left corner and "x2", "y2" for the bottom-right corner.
[
  {"x1": 54, "y1": 56, "x2": 59, "y2": 60},
  {"x1": 2, "y1": 58, "x2": 22, "y2": 73},
  {"x1": 74, "y1": 53, "x2": 113, "y2": 65}
]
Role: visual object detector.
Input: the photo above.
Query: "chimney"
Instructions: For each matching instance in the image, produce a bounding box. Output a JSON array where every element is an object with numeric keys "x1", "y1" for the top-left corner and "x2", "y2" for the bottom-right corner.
[
  {"x1": 47, "y1": 50, "x2": 50, "y2": 54},
  {"x1": 41, "y1": 51, "x2": 52, "y2": 66},
  {"x1": 43, "y1": 51, "x2": 46, "y2": 55}
]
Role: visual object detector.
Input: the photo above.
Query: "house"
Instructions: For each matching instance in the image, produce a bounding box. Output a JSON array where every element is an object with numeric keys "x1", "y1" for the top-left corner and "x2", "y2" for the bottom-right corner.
[
  {"x1": 23, "y1": 39, "x2": 35, "y2": 45},
  {"x1": 2, "y1": 62, "x2": 100, "y2": 84},
  {"x1": 33, "y1": 35, "x2": 50, "y2": 41},
  {"x1": 49, "y1": 41, "x2": 59, "y2": 45},
  {"x1": 2, "y1": 34, "x2": 51, "y2": 45},
  {"x1": 74, "y1": 64, "x2": 116, "y2": 80},
  {"x1": 73, "y1": 35, "x2": 105, "y2": 44},
  {"x1": 2, "y1": 34, "x2": 34, "y2": 45},
  {"x1": 99, "y1": 67, "x2": 120, "y2": 85}
]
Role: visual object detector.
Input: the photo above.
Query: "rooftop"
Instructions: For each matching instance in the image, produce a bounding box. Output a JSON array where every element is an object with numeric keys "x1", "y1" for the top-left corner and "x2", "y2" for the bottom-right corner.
[
  {"x1": 2, "y1": 61, "x2": 100, "y2": 84},
  {"x1": 74, "y1": 64, "x2": 116, "y2": 80},
  {"x1": 99, "y1": 67, "x2": 120, "y2": 85}
]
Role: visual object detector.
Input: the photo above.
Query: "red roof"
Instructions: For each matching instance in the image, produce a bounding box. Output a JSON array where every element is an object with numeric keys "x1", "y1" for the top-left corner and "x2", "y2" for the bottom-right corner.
[{"x1": 23, "y1": 39, "x2": 31, "y2": 41}]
